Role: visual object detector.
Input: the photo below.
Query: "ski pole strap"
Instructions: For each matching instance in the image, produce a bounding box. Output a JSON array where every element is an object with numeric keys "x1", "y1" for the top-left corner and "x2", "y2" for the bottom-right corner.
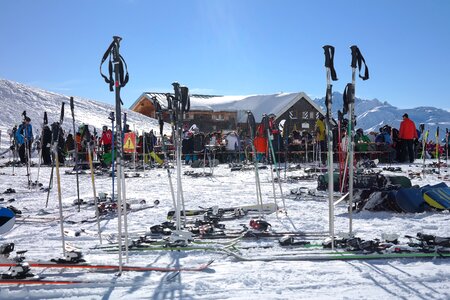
[
  {"x1": 165, "y1": 93, "x2": 173, "y2": 110},
  {"x1": 350, "y1": 45, "x2": 369, "y2": 80},
  {"x1": 59, "y1": 102, "x2": 65, "y2": 125},
  {"x1": 323, "y1": 45, "x2": 338, "y2": 81},
  {"x1": 337, "y1": 110, "x2": 343, "y2": 122},
  {"x1": 100, "y1": 37, "x2": 129, "y2": 92},
  {"x1": 247, "y1": 111, "x2": 256, "y2": 139},
  {"x1": 51, "y1": 122, "x2": 60, "y2": 143},
  {"x1": 123, "y1": 113, "x2": 127, "y2": 134},
  {"x1": 108, "y1": 112, "x2": 115, "y2": 122},
  {"x1": 261, "y1": 114, "x2": 270, "y2": 132},
  {"x1": 342, "y1": 83, "x2": 355, "y2": 115},
  {"x1": 151, "y1": 96, "x2": 164, "y2": 136},
  {"x1": 180, "y1": 86, "x2": 190, "y2": 113}
]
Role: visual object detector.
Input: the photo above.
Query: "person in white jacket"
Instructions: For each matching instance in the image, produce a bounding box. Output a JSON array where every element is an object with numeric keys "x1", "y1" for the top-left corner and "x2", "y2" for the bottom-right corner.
[{"x1": 224, "y1": 131, "x2": 239, "y2": 162}]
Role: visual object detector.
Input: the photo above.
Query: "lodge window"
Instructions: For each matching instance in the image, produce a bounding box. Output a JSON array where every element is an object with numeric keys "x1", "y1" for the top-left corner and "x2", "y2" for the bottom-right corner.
[{"x1": 216, "y1": 114, "x2": 224, "y2": 120}]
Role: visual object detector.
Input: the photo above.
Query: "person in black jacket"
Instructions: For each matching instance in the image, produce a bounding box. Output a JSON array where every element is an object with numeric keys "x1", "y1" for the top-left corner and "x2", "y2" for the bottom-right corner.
[
  {"x1": 182, "y1": 132, "x2": 195, "y2": 164},
  {"x1": 41, "y1": 125, "x2": 52, "y2": 165}
]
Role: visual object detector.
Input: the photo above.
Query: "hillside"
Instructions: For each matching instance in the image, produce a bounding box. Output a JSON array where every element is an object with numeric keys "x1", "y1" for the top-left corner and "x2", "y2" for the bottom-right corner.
[{"x1": 0, "y1": 79, "x2": 161, "y2": 147}]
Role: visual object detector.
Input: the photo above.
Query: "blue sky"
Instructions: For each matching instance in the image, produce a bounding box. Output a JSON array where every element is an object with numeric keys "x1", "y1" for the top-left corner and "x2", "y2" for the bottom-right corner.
[{"x1": 1, "y1": 0, "x2": 449, "y2": 110}]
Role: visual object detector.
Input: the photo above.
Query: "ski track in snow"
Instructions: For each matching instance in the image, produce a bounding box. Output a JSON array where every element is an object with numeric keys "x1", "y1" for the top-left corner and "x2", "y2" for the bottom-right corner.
[{"x1": 0, "y1": 156, "x2": 449, "y2": 299}]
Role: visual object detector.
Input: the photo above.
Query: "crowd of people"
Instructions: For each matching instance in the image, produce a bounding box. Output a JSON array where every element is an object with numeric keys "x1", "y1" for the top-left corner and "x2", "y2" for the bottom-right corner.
[{"x1": 5, "y1": 113, "x2": 449, "y2": 168}]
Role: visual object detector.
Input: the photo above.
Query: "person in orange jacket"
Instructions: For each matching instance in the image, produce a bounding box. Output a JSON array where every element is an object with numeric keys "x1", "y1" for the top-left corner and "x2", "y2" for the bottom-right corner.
[
  {"x1": 399, "y1": 113, "x2": 418, "y2": 163},
  {"x1": 254, "y1": 124, "x2": 267, "y2": 162}
]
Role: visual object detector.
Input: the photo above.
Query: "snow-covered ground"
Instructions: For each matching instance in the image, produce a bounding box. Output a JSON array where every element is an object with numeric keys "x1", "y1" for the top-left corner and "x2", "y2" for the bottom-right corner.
[{"x1": 0, "y1": 150, "x2": 449, "y2": 299}]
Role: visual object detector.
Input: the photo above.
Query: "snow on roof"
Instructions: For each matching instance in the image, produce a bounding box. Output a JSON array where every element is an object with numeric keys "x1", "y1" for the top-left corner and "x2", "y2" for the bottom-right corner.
[{"x1": 132, "y1": 92, "x2": 323, "y2": 123}]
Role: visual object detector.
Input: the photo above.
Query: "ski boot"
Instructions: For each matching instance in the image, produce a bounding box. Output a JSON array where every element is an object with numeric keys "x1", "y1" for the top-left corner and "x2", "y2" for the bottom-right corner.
[
  {"x1": 0, "y1": 243, "x2": 15, "y2": 257},
  {"x1": 1, "y1": 262, "x2": 39, "y2": 279},
  {"x1": 165, "y1": 230, "x2": 193, "y2": 247},
  {"x1": 51, "y1": 250, "x2": 85, "y2": 264}
]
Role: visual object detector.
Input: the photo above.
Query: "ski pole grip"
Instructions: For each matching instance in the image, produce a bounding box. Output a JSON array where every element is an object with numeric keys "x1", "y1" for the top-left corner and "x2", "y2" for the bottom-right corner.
[
  {"x1": 350, "y1": 45, "x2": 358, "y2": 68},
  {"x1": 60, "y1": 102, "x2": 65, "y2": 122},
  {"x1": 172, "y1": 82, "x2": 181, "y2": 100},
  {"x1": 70, "y1": 97, "x2": 74, "y2": 111},
  {"x1": 323, "y1": 45, "x2": 334, "y2": 68},
  {"x1": 113, "y1": 36, "x2": 122, "y2": 44}
]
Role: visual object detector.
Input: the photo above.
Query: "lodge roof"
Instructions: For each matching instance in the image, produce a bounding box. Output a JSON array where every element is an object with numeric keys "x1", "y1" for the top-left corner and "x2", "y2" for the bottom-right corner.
[{"x1": 130, "y1": 91, "x2": 325, "y2": 123}]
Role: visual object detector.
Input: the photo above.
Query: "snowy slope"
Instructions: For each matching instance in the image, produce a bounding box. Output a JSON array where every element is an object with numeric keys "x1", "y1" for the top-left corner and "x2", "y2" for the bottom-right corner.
[
  {"x1": 314, "y1": 92, "x2": 450, "y2": 134},
  {"x1": 0, "y1": 79, "x2": 162, "y2": 148}
]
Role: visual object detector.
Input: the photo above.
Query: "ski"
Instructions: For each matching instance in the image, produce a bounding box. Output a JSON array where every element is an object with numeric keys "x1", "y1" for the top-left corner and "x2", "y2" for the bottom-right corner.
[
  {"x1": 102, "y1": 245, "x2": 230, "y2": 253},
  {"x1": 0, "y1": 260, "x2": 213, "y2": 272},
  {"x1": 167, "y1": 203, "x2": 278, "y2": 219},
  {"x1": 224, "y1": 249, "x2": 450, "y2": 262},
  {"x1": 0, "y1": 278, "x2": 88, "y2": 285}
]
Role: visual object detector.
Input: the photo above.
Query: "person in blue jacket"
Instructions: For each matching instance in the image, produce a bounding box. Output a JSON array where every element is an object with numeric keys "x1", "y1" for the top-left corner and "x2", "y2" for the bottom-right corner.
[{"x1": 15, "y1": 117, "x2": 33, "y2": 163}]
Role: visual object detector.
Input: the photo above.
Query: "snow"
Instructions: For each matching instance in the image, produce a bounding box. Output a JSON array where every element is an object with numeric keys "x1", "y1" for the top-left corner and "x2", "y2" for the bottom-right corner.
[
  {"x1": 0, "y1": 80, "x2": 450, "y2": 299},
  {"x1": 0, "y1": 156, "x2": 449, "y2": 299}
]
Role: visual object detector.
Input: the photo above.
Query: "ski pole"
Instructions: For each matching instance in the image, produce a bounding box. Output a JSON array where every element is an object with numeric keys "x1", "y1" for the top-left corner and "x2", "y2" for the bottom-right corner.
[
  {"x1": 100, "y1": 35, "x2": 129, "y2": 274},
  {"x1": 51, "y1": 102, "x2": 67, "y2": 257},
  {"x1": 69, "y1": 98, "x2": 81, "y2": 212},
  {"x1": 35, "y1": 112, "x2": 48, "y2": 189},
  {"x1": 263, "y1": 115, "x2": 279, "y2": 213},
  {"x1": 323, "y1": 45, "x2": 337, "y2": 247},
  {"x1": 157, "y1": 95, "x2": 177, "y2": 209},
  {"x1": 247, "y1": 111, "x2": 264, "y2": 219},
  {"x1": 436, "y1": 127, "x2": 440, "y2": 174},
  {"x1": 87, "y1": 131, "x2": 102, "y2": 245},
  {"x1": 446, "y1": 128, "x2": 448, "y2": 164},
  {"x1": 347, "y1": 45, "x2": 369, "y2": 235}
]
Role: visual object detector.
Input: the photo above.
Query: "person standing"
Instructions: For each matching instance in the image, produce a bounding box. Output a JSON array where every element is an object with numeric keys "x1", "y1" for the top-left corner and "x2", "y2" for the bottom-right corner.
[
  {"x1": 399, "y1": 113, "x2": 418, "y2": 163},
  {"x1": 15, "y1": 117, "x2": 33, "y2": 164},
  {"x1": 100, "y1": 126, "x2": 113, "y2": 153},
  {"x1": 315, "y1": 115, "x2": 326, "y2": 163}
]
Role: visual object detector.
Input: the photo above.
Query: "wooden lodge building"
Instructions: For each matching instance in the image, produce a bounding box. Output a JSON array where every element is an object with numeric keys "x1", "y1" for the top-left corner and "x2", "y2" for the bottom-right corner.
[{"x1": 130, "y1": 92, "x2": 327, "y2": 134}]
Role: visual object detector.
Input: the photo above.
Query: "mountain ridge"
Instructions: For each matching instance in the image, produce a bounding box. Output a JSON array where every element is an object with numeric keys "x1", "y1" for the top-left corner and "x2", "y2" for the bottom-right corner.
[{"x1": 313, "y1": 92, "x2": 450, "y2": 134}]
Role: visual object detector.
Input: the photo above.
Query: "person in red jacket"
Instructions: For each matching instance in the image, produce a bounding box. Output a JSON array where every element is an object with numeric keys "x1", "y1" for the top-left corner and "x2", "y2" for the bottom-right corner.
[
  {"x1": 399, "y1": 113, "x2": 418, "y2": 163},
  {"x1": 99, "y1": 126, "x2": 113, "y2": 153}
]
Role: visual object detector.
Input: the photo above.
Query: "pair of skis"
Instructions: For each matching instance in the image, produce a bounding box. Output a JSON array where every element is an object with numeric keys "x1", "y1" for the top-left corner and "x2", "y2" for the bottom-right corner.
[{"x1": 0, "y1": 260, "x2": 213, "y2": 286}]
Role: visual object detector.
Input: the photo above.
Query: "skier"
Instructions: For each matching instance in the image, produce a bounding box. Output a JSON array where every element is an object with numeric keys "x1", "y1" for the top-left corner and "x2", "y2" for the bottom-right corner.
[
  {"x1": 15, "y1": 117, "x2": 33, "y2": 164},
  {"x1": 399, "y1": 113, "x2": 418, "y2": 163}
]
